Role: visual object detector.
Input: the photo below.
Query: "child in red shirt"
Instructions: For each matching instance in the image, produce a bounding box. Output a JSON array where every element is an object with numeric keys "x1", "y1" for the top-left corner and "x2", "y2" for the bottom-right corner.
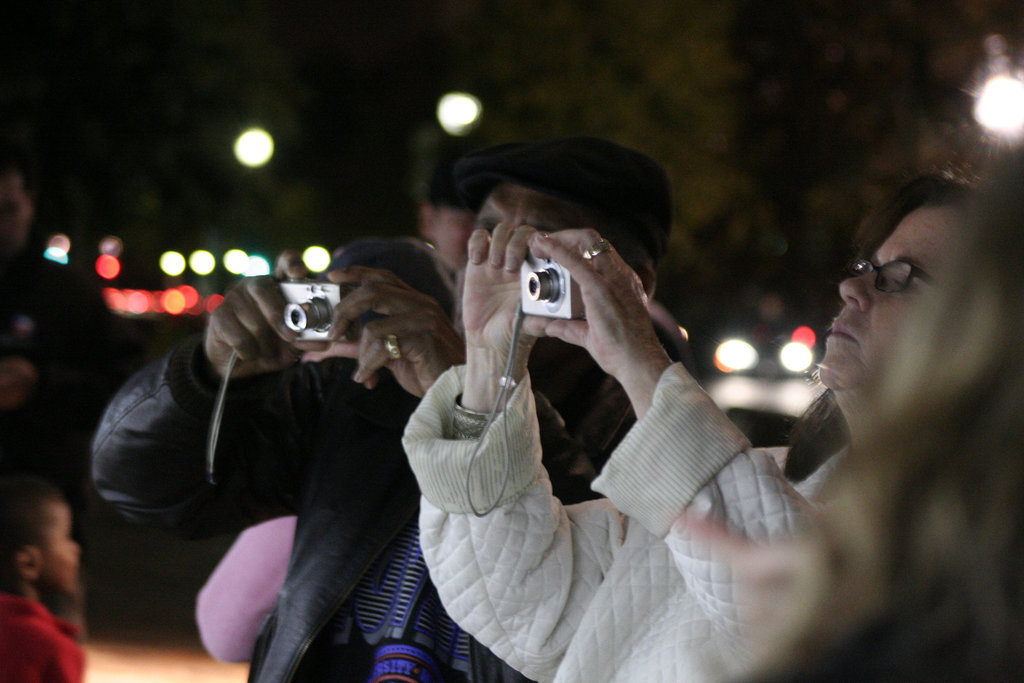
[{"x1": 0, "y1": 475, "x2": 84, "y2": 683}]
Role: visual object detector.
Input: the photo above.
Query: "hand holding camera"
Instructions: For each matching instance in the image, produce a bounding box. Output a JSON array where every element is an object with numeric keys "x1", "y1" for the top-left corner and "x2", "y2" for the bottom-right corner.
[
  {"x1": 203, "y1": 274, "x2": 310, "y2": 379},
  {"x1": 520, "y1": 253, "x2": 584, "y2": 320},
  {"x1": 521, "y1": 230, "x2": 672, "y2": 416},
  {"x1": 204, "y1": 247, "x2": 463, "y2": 396},
  {"x1": 280, "y1": 280, "x2": 358, "y2": 341}
]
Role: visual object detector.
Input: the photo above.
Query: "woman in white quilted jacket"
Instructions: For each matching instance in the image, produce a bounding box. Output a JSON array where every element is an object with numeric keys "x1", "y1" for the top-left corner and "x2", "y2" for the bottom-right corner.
[{"x1": 402, "y1": 170, "x2": 971, "y2": 682}]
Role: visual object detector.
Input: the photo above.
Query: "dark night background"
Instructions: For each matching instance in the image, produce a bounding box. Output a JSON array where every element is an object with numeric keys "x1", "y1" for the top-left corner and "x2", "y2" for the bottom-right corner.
[
  {"x1": 2, "y1": 0, "x2": 1019, "y2": 370},
  {"x1": 3, "y1": 2, "x2": 1023, "y2": 674}
]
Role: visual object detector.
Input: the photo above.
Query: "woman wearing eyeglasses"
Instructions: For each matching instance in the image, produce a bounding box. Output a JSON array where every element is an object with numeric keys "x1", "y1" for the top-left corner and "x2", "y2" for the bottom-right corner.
[
  {"x1": 785, "y1": 172, "x2": 972, "y2": 483},
  {"x1": 401, "y1": 170, "x2": 973, "y2": 682}
]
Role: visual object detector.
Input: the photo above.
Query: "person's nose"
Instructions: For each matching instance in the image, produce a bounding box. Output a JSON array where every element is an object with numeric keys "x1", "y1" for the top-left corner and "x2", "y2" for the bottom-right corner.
[{"x1": 837, "y1": 272, "x2": 875, "y2": 311}]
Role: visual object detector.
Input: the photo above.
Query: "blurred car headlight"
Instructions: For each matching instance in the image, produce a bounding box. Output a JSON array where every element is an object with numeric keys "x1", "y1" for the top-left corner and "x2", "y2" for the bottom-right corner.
[
  {"x1": 714, "y1": 339, "x2": 759, "y2": 373},
  {"x1": 779, "y1": 341, "x2": 814, "y2": 373}
]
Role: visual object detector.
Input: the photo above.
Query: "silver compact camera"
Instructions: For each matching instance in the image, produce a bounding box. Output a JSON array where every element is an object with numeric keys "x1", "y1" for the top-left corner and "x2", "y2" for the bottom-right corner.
[
  {"x1": 280, "y1": 280, "x2": 355, "y2": 340},
  {"x1": 520, "y1": 253, "x2": 584, "y2": 319}
]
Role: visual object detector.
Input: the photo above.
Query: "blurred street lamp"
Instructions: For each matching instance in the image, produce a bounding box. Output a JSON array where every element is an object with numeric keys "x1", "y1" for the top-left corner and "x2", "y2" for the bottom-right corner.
[
  {"x1": 223, "y1": 249, "x2": 249, "y2": 275},
  {"x1": 302, "y1": 245, "x2": 331, "y2": 272},
  {"x1": 234, "y1": 127, "x2": 275, "y2": 167},
  {"x1": 189, "y1": 250, "x2": 217, "y2": 276},
  {"x1": 437, "y1": 92, "x2": 482, "y2": 136},
  {"x1": 160, "y1": 251, "x2": 187, "y2": 277},
  {"x1": 975, "y1": 73, "x2": 1024, "y2": 138}
]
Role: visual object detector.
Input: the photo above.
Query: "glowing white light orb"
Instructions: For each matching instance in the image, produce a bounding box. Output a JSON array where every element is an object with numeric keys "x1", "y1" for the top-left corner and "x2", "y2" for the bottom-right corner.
[
  {"x1": 245, "y1": 255, "x2": 271, "y2": 277},
  {"x1": 779, "y1": 342, "x2": 814, "y2": 373},
  {"x1": 234, "y1": 128, "x2": 275, "y2": 167},
  {"x1": 160, "y1": 251, "x2": 187, "y2": 277},
  {"x1": 974, "y1": 74, "x2": 1024, "y2": 136},
  {"x1": 189, "y1": 250, "x2": 217, "y2": 276},
  {"x1": 223, "y1": 249, "x2": 250, "y2": 275},
  {"x1": 437, "y1": 92, "x2": 482, "y2": 136},
  {"x1": 302, "y1": 246, "x2": 332, "y2": 273},
  {"x1": 714, "y1": 339, "x2": 759, "y2": 373}
]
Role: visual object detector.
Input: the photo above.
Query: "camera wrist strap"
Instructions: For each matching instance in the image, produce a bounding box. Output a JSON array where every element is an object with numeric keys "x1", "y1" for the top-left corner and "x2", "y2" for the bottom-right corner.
[
  {"x1": 465, "y1": 302, "x2": 526, "y2": 517},
  {"x1": 206, "y1": 349, "x2": 238, "y2": 485}
]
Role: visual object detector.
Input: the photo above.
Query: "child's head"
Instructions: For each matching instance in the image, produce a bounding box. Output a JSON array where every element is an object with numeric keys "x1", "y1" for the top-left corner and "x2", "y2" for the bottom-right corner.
[{"x1": 0, "y1": 476, "x2": 80, "y2": 600}]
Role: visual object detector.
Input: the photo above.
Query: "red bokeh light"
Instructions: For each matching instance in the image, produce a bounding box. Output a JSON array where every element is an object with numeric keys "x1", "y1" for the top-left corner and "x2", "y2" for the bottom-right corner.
[
  {"x1": 178, "y1": 285, "x2": 200, "y2": 309},
  {"x1": 126, "y1": 290, "x2": 152, "y2": 314},
  {"x1": 791, "y1": 325, "x2": 817, "y2": 348},
  {"x1": 161, "y1": 289, "x2": 187, "y2": 315},
  {"x1": 102, "y1": 288, "x2": 126, "y2": 311},
  {"x1": 95, "y1": 254, "x2": 121, "y2": 280},
  {"x1": 205, "y1": 294, "x2": 225, "y2": 313}
]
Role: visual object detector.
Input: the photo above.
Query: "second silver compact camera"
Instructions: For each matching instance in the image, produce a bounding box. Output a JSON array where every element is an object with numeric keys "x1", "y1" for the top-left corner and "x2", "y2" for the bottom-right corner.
[
  {"x1": 280, "y1": 280, "x2": 355, "y2": 340},
  {"x1": 520, "y1": 253, "x2": 584, "y2": 319}
]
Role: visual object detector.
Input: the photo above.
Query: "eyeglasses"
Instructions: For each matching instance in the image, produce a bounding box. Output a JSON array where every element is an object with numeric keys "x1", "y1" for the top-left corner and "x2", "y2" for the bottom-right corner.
[{"x1": 845, "y1": 258, "x2": 925, "y2": 293}]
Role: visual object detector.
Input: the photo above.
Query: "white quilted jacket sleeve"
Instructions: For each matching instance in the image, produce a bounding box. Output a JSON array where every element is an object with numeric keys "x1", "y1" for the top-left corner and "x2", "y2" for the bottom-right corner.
[
  {"x1": 403, "y1": 364, "x2": 781, "y2": 680},
  {"x1": 591, "y1": 364, "x2": 754, "y2": 535},
  {"x1": 662, "y1": 451, "x2": 814, "y2": 647},
  {"x1": 405, "y1": 365, "x2": 625, "y2": 680}
]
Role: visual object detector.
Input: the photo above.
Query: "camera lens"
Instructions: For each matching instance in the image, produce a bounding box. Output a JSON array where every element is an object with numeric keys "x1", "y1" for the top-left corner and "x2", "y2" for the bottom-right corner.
[
  {"x1": 284, "y1": 297, "x2": 333, "y2": 333},
  {"x1": 527, "y1": 269, "x2": 561, "y2": 303},
  {"x1": 285, "y1": 305, "x2": 307, "y2": 331}
]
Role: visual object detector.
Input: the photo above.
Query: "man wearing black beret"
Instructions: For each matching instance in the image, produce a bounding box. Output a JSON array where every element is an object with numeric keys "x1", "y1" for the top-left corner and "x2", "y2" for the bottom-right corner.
[
  {"x1": 456, "y1": 136, "x2": 670, "y2": 283},
  {"x1": 454, "y1": 137, "x2": 692, "y2": 385},
  {"x1": 401, "y1": 133, "x2": 761, "y2": 680}
]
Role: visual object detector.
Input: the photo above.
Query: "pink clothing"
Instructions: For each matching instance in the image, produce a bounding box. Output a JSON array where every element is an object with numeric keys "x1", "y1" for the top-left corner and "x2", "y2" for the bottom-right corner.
[
  {"x1": 0, "y1": 592, "x2": 84, "y2": 683},
  {"x1": 195, "y1": 516, "x2": 296, "y2": 662}
]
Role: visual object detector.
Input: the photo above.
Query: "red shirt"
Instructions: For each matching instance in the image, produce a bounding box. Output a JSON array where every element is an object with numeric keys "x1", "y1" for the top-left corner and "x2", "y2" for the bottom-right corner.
[{"x1": 0, "y1": 592, "x2": 84, "y2": 683}]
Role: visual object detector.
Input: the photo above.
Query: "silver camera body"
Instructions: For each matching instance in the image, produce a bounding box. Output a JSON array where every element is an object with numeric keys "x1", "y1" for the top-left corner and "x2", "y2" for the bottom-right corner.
[
  {"x1": 520, "y1": 253, "x2": 584, "y2": 319},
  {"x1": 280, "y1": 280, "x2": 352, "y2": 340}
]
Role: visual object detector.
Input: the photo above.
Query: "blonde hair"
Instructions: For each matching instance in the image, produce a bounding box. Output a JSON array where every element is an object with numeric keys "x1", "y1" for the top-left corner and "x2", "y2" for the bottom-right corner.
[{"x1": 758, "y1": 154, "x2": 1024, "y2": 677}]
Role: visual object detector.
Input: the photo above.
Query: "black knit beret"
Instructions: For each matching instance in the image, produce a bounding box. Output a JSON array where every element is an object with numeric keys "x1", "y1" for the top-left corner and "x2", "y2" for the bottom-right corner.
[
  {"x1": 329, "y1": 237, "x2": 455, "y2": 318},
  {"x1": 453, "y1": 136, "x2": 674, "y2": 263}
]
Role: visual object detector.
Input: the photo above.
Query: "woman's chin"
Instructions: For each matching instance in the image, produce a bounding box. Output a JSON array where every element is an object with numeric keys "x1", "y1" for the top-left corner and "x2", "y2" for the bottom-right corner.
[{"x1": 817, "y1": 361, "x2": 849, "y2": 392}]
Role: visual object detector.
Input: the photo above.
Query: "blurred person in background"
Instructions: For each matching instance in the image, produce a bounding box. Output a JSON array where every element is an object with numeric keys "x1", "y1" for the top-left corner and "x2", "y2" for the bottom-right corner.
[
  {"x1": 729, "y1": 149, "x2": 1024, "y2": 682},
  {"x1": 0, "y1": 137, "x2": 142, "y2": 626},
  {"x1": 0, "y1": 137, "x2": 142, "y2": 525},
  {"x1": 400, "y1": 167, "x2": 972, "y2": 681},
  {"x1": 416, "y1": 154, "x2": 477, "y2": 275}
]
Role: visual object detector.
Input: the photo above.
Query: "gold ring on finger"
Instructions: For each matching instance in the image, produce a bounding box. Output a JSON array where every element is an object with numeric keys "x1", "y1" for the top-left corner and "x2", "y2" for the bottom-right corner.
[
  {"x1": 583, "y1": 239, "x2": 613, "y2": 260},
  {"x1": 384, "y1": 334, "x2": 402, "y2": 360}
]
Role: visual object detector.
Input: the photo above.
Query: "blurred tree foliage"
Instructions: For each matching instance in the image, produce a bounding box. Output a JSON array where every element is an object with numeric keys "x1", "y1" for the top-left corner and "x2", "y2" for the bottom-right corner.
[
  {"x1": 447, "y1": 0, "x2": 749, "y2": 282},
  {"x1": 728, "y1": 0, "x2": 1014, "y2": 315},
  {"x1": 0, "y1": 0, "x2": 301, "y2": 287},
  {"x1": 447, "y1": 0, "x2": 1016, "y2": 335}
]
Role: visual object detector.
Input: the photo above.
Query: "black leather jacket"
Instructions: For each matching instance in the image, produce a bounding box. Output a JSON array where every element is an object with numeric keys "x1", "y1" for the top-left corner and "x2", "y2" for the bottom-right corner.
[{"x1": 92, "y1": 335, "x2": 625, "y2": 682}]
